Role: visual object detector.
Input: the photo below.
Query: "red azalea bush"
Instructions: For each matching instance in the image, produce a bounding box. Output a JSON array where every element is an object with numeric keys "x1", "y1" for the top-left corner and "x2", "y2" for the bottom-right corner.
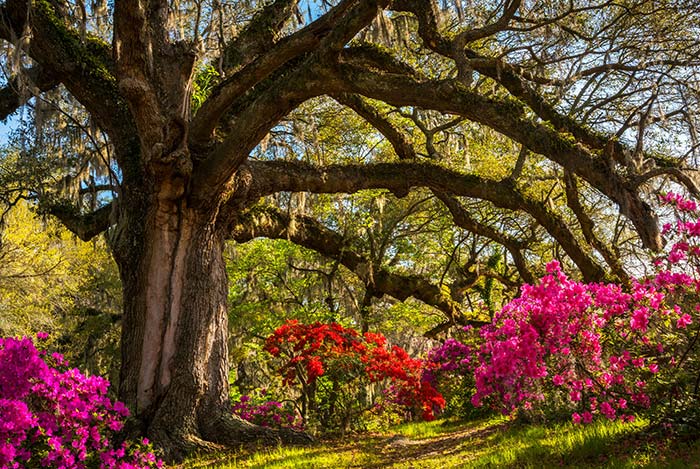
[
  {"x1": 264, "y1": 321, "x2": 444, "y2": 431},
  {"x1": 470, "y1": 192, "x2": 700, "y2": 429},
  {"x1": 0, "y1": 334, "x2": 162, "y2": 469}
]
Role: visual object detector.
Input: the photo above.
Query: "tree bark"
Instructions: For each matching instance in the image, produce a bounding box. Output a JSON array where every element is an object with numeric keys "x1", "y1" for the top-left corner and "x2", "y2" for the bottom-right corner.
[{"x1": 112, "y1": 192, "x2": 308, "y2": 461}]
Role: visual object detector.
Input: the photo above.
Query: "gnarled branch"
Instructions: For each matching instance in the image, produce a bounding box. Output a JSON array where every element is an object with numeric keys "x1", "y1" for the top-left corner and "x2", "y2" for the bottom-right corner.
[
  {"x1": 246, "y1": 159, "x2": 607, "y2": 281},
  {"x1": 317, "y1": 58, "x2": 661, "y2": 251},
  {"x1": 43, "y1": 202, "x2": 113, "y2": 242},
  {"x1": 0, "y1": 65, "x2": 59, "y2": 121},
  {"x1": 230, "y1": 205, "x2": 487, "y2": 328}
]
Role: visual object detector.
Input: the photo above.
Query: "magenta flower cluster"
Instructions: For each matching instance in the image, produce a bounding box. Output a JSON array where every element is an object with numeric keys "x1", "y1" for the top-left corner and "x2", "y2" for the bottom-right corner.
[
  {"x1": 422, "y1": 338, "x2": 473, "y2": 388},
  {"x1": 471, "y1": 261, "x2": 649, "y2": 421},
  {"x1": 0, "y1": 334, "x2": 162, "y2": 469},
  {"x1": 232, "y1": 394, "x2": 303, "y2": 431},
  {"x1": 467, "y1": 191, "x2": 700, "y2": 425}
]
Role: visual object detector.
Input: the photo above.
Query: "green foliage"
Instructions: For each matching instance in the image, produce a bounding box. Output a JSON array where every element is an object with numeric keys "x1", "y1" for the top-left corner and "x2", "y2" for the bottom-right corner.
[
  {"x1": 0, "y1": 201, "x2": 121, "y2": 380},
  {"x1": 191, "y1": 65, "x2": 220, "y2": 113}
]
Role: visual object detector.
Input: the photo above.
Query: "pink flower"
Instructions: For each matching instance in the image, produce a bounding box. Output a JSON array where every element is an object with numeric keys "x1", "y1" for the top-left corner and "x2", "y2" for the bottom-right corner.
[
  {"x1": 677, "y1": 313, "x2": 692, "y2": 329},
  {"x1": 630, "y1": 308, "x2": 649, "y2": 332}
]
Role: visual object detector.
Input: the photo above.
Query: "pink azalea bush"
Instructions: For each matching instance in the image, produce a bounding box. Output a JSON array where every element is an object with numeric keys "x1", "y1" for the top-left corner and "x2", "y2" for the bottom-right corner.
[
  {"x1": 421, "y1": 334, "x2": 478, "y2": 418},
  {"x1": 470, "y1": 191, "x2": 700, "y2": 428},
  {"x1": 0, "y1": 334, "x2": 162, "y2": 469},
  {"x1": 232, "y1": 391, "x2": 303, "y2": 431}
]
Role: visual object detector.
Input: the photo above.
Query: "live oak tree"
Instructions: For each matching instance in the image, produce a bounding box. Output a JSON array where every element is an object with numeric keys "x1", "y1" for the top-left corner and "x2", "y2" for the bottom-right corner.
[{"x1": 1, "y1": 0, "x2": 700, "y2": 460}]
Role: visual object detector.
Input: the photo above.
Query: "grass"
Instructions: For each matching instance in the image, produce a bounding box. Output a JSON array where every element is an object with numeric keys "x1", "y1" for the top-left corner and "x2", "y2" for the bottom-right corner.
[{"x1": 178, "y1": 416, "x2": 700, "y2": 468}]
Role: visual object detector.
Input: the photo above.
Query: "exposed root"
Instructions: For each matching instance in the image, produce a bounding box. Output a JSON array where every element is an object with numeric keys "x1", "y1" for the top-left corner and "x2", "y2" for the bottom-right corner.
[
  {"x1": 148, "y1": 425, "x2": 225, "y2": 463},
  {"x1": 146, "y1": 409, "x2": 313, "y2": 463},
  {"x1": 201, "y1": 412, "x2": 314, "y2": 447}
]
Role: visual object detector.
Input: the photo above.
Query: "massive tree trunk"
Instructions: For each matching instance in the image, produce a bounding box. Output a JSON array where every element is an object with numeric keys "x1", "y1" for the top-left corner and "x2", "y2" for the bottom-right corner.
[{"x1": 111, "y1": 189, "x2": 307, "y2": 461}]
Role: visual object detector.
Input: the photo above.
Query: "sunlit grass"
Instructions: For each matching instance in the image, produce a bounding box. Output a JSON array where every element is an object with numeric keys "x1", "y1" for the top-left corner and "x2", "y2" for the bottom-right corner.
[
  {"x1": 178, "y1": 416, "x2": 700, "y2": 468},
  {"x1": 459, "y1": 418, "x2": 643, "y2": 467},
  {"x1": 180, "y1": 438, "x2": 385, "y2": 469},
  {"x1": 388, "y1": 416, "x2": 499, "y2": 440}
]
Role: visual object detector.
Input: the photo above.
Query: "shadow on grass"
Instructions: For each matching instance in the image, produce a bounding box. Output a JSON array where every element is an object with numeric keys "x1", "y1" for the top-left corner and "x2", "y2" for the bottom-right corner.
[
  {"x1": 179, "y1": 417, "x2": 700, "y2": 469},
  {"x1": 464, "y1": 419, "x2": 700, "y2": 468}
]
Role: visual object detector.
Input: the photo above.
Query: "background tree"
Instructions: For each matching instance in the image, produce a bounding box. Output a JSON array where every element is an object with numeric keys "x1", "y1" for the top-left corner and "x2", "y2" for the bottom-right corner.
[
  {"x1": 0, "y1": 195, "x2": 121, "y2": 380},
  {"x1": 1, "y1": 0, "x2": 699, "y2": 460}
]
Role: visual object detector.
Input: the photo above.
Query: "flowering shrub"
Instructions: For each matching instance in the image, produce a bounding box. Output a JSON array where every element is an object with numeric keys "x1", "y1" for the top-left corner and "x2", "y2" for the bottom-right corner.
[
  {"x1": 0, "y1": 334, "x2": 162, "y2": 469},
  {"x1": 264, "y1": 321, "x2": 444, "y2": 430},
  {"x1": 423, "y1": 337, "x2": 473, "y2": 386},
  {"x1": 471, "y1": 191, "x2": 700, "y2": 428},
  {"x1": 232, "y1": 391, "x2": 303, "y2": 431},
  {"x1": 422, "y1": 335, "x2": 479, "y2": 418}
]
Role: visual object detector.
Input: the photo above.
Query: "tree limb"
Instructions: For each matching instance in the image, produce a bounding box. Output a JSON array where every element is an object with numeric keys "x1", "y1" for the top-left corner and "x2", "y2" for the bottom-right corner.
[
  {"x1": 190, "y1": 0, "x2": 386, "y2": 146},
  {"x1": 230, "y1": 205, "x2": 487, "y2": 327},
  {"x1": 0, "y1": 65, "x2": 59, "y2": 121},
  {"x1": 42, "y1": 202, "x2": 113, "y2": 241},
  {"x1": 246, "y1": 159, "x2": 607, "y2": 281},
  {"x1": 332, "y1": 93, "x2": 417, "y2": 160},
  {"x1": 434, "y1": 191, "x2": 535, "y2": 284},
  {"x1": 221, "y1": 0, "x2": 301, "y2": 73},
  {"x1": 332, "y1": 93, "x2": 536, "y2": 283},
  {"x1": 564, "y1": 171, "x2": 629, "y2": 285},
  {"x1": 317, "y1": 59, "x2": 662, "y2": 251},
  {"x1": 0, "y1": 0, "x2": 136, "y2": 162}
]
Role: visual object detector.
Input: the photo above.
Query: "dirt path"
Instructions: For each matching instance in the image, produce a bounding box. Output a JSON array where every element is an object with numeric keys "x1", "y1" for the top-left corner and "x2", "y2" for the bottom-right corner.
[{"x1": 364, "y1": 421, "x2": 508, "y2": 468}]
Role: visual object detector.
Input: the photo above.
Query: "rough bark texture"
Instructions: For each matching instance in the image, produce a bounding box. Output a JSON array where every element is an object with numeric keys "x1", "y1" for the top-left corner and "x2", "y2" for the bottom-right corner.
[{"x1": 113, "y1": 197, "x2": 309, "y2": 461}]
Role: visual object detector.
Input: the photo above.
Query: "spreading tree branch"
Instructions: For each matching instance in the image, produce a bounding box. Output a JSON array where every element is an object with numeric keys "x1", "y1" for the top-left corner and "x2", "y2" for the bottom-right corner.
[
  {"x1": 0, "y1": 65, "x2": 59, "y2": 120},
  {"x1": 317, "y1": 58, "x2": 662, "y2": 251},
  {"x1": 0, "y1": 0, "x2": 136, "y2": 162},
  {"x1": 332, "y1": 93, "x2": 417, "y2": 160},
  {"x1": 564, "y1": 171, "x2": 629, "y2": 285},
  {"x1": 245, "y1": 159, "x2": 607, "y2": 281},
  {"x1": 190, "y1": 0, "x2": 387, "y2": 146},
  {"x1": 221, "y1": 0, "x2": 301, "y2": 72},
  {"x1": 333, "y1": 93, "x2": 536, "y2": 283},
  {"x1": 42, "y1": 202, "x2": 113, "y2": 241},
  {"x1": 190, "y1": 0, "x2": 390, "y2": 203},
  {"x1": 434, "y1": 191, "x2": 535, "y2": 284},
  {"x1": 230, "y1": 205, "x2": 488, "y2": 328}
]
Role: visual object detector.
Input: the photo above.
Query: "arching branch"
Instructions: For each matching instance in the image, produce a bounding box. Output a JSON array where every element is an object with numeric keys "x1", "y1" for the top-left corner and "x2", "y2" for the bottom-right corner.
[
  {"x1": 332, "y1": 93, "x2": 417, "y2": 160},
  {"x1": 245, "y1": 159, "x2": 607, "y2": 281},
  {"x1": 229, "y1": 205, "x2": 487, "y2": 328},
  {"x1": 0, "y1": 65, "x2": 59, "y2": 120},
  {"x1": 190, "y1": 0, "x2": 390, "y2": 203},
  {"x1": 332, "y1": 93, "x2": 535, "y2": 283},
  {"x1": 0, "y1": 0, "x2": 135, "y2": 158},
  {"x1": 221, "y1": 0, "x2": 301, "y2": 73},
  {"x1": 318, "y1": 58, "x2": 662, "y2": 251},
  {"x1": 190, "y1": 0, "x2": 388, "y2": 146},
  {"x1": 42, "y1": 202, "x2": 113, "y2": 242},
  {"x1": 434, "y1": 191, "x2": 535, "y2": 284},
  {"x1": 564, "y1": 172, "x2": 629, "y2": 285}
]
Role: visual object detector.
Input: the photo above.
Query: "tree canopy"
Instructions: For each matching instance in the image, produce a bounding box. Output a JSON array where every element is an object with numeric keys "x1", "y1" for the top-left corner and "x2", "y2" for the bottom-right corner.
[{"x1": 1, "y1": 0, "x2": 699, "y2": 460}]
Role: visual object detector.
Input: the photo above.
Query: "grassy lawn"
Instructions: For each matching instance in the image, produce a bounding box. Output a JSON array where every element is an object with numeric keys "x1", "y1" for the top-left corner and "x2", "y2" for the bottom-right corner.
[{"x1": 178, "y1": 417, "x2": 700, "y2": 468}]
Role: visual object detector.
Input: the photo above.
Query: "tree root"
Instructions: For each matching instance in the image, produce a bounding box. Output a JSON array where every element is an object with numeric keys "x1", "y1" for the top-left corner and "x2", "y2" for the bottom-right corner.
[
  {"x1": 148, "y1": 424, "x2": 226, "y2": 463},
  {"x1": 147, "y1": 411, "x2": 313, "y2": 463},
  {"x1": 201, "y1": 412, "x2": 314, "y2": 447}
]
